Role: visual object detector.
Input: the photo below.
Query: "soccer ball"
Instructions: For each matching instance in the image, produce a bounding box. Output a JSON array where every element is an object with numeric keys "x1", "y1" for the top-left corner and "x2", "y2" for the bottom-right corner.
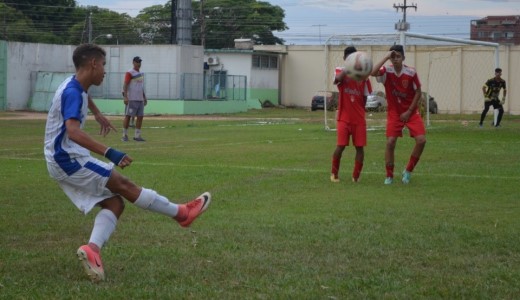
[{"x1": 344, "y1": 51, "x2": 373, "y2": 81}]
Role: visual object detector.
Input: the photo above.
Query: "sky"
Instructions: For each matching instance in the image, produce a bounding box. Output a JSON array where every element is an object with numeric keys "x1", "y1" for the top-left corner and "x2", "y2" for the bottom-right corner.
[{"x1": 76, "y1": 0, "x2": 520, "y2": 44}]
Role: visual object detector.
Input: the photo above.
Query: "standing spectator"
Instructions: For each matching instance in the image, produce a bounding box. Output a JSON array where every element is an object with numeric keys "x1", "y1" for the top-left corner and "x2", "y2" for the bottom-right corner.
[
  {"x1": 479, "y1": 68, "x2": 506, "y2": 127},
  {"x1": 44, "y1": 44, "x2": 211, "y2": 282},
  {"x1": 370, "y1": 45, "x2": 426, "y2": 184},
  {"x1": 122, "y1": 56, "x2": 147, "y2": 142},
  {"x1": 330, "y1": 46, "x2": 372, "y2": 183}
]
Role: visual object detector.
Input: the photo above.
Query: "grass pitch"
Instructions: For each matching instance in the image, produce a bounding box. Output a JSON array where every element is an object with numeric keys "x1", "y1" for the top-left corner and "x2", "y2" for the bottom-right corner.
[{"x1": 0, "y1": 109, "x2": 519, "y2": 299}]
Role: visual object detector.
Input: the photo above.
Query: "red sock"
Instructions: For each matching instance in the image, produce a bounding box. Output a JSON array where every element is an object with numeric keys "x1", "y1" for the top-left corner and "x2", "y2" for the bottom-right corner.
[
  {"x1": 331, "y1": 156, "x2": 340, "y2": 177},
  {"x1": 386, "y1": 164, "x2": 394, "y2": 178},
  {"x1": 352, "y1": 160, "x2": 363, "y2": 180},
  {"x1": 406, "y1": 156, "x2": 420, "y2": 172}
]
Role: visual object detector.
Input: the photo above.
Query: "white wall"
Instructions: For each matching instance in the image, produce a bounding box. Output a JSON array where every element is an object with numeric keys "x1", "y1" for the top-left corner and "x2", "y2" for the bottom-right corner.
[
  {"x1": 5, "y1": 42, "x2": 204, "y2": 110},
  {"x1": 7, "y1": 42, "x2": 74, "y2": 110}
]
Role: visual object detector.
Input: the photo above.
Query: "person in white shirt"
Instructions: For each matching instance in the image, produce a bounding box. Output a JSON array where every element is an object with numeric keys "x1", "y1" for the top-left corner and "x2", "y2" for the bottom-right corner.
[{"x1": 44, "y1": 44, "x2": 211, "y2": 282}]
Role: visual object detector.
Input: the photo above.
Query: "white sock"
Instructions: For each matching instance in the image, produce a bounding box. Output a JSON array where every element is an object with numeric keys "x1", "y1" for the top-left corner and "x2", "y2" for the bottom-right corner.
[
  {"x1": 123, "y1": 128, "x2": 128, "y2": 136},
  {"x1": 134, "y1": 188, "x2": 179, "y2": 217},
  {"x1": 135, "y1": 129, "x2": 141, "y2": 138},
  {"x1": 89, "y1": 209, "x2": 117, "y2": 249}
]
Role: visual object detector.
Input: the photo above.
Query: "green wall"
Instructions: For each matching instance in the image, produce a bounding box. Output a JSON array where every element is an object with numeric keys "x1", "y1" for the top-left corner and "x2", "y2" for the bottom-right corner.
[
  {"x1": 93, "y1": 99, "x2": 248, "y2": 115},
  {"x1": 249, "y1": 88, "x2": 278, "y2": 108}
]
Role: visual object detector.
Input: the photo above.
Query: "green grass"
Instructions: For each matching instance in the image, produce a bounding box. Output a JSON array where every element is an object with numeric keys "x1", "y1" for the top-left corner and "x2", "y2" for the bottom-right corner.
[{"x1": 1, "y1": 109, "x2": 519, "y2": 299}]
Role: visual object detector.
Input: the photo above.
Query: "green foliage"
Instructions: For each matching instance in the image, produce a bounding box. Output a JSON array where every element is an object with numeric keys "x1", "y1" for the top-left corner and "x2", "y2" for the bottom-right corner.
[
  {"x1": 1, "y1": 110, "x2": 520, "y2": 298},
  {"x1": 192, "y1": 0, "x2": 288, "y2": 48},
  {"x1": 0, "y1": 0, "x2": 287, "y2": 47},
  {"x1": 136, "y1": 4, "x2": 173, "y2": 45}
]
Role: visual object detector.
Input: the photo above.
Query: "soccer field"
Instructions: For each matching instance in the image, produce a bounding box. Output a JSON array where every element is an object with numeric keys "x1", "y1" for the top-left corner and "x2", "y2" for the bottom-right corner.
[{"x1": 1, "y1": 109, "x2": 519, "y2": 298}]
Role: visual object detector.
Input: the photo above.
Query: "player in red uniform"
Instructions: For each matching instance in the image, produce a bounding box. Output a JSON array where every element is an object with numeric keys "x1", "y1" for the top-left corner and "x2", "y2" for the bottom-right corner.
[
  {"x1": 370, "y1": 45, "x2": 426, "y2": 184},
  {"x1": 330, "y1": 46, "x2": 372, "y2": 183}
]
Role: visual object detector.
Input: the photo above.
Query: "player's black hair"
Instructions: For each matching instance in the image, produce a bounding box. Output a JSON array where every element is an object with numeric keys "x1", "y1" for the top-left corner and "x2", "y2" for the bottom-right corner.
[
  {"x1": 72, "y1": 44, "x2": 106, "y2": 70},
  {"x1": 343, "y1": 46, "x2": 357, "y2": 60},
  {"x1": 389, "y1": 44, "x2": 405, "y2": 58},
  {"x1": 495, "y1": 68, "x2": 502, "y2": 73}
]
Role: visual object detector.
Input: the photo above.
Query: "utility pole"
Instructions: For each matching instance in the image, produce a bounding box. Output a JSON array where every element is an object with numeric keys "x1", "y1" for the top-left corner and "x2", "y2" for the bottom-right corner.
[
  {"x1": 312, "y1": 24, "x2": 326, "y2": 45},
  {"x1": 200, "y1": 0, "x2": 205, "y2": 48},
  {"x1": 393, "y1": 0, "x2": 417, "y2": 46},
  {"x1": 88, "y1": 12, "x2": 92, "y2": 43},
  {"x1": 171, "y1": 0, "x2": 177, "y2": 44}
]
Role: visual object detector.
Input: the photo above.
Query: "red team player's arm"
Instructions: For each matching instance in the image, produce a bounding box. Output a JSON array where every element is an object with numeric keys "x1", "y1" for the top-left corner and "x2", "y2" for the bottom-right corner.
[
  {"x1": 334, "y1": 67, "x2": 348, "y2": 85},
  {"x1": 401, "y1": 87, "x2": 422, "y2": 122},
  {"x1": 370, "y1": 51, "x2": 394, "y2": 77},
  {"x1": 400, "y1": 75, "x2": 422, "y2": 122}
]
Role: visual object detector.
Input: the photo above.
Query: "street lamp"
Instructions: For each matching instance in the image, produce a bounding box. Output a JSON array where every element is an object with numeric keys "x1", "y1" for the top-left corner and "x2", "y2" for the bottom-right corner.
[{"x1": 91, "y1": 33, "x2": 113, "y2": 44}]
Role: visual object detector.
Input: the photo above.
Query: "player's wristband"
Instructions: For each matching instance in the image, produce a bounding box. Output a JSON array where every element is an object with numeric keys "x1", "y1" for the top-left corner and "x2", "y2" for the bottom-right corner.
[{"x1": 104, "y1": 147, "x2": 126, "y2": 165}]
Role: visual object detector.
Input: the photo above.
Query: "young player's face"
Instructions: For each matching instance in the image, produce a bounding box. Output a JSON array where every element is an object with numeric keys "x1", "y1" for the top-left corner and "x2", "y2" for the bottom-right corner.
[
  {"x1": 92, "y1": 57, "x2": 106, "y2": 86},
  {"x1": 390, "y1": 51, "x2": 404, "y2": 66}
]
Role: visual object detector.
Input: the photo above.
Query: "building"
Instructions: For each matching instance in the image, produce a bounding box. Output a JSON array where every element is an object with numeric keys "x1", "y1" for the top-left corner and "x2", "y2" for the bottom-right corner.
[{"x1": 470, "y1": 15, "x2": 520, "y2": 45}]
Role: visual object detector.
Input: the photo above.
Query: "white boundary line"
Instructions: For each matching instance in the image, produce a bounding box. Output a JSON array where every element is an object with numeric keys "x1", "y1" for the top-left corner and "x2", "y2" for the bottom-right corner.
[{"x1": 2, "y1": 156, "x2": 519, "y2": 180}]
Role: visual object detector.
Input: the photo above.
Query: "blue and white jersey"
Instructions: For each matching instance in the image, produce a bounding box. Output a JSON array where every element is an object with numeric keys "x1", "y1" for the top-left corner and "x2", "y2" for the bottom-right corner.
[{"x1": 44, "y1": 76, "x2": 90, "y2": 179}]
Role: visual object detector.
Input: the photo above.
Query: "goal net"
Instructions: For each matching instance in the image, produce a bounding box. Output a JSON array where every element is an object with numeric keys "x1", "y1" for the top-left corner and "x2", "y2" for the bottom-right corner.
[{"x1": 322, "y1": 33, "x2": 499, "y2": 130}]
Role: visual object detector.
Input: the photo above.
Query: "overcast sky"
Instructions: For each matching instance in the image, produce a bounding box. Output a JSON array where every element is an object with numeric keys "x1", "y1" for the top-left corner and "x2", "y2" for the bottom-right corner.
[{"x1": 76, "y1": 0, "x2": 520, "y2": 44}]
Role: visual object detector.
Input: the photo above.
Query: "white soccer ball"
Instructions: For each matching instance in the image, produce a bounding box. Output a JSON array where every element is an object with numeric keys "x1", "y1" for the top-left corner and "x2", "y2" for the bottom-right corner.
[{"x1": 344, "y1": 51, "x2": 373, "y2": 81}]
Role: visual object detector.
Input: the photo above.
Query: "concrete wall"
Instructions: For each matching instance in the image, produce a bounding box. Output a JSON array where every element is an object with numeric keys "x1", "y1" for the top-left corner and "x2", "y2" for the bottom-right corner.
[
  {"x1": 5, "y1": 42, "x2": 204, "y2": 110},
  {"x1": 4, "y1": 41, "x2": 519, "y2": 115},
  {"x1": 7, "y1": 42, "x2": 74, "y2": 110}
]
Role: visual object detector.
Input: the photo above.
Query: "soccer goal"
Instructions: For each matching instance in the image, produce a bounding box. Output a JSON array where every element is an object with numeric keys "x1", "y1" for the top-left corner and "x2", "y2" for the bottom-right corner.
[{"x1": 322, "y1": 33, "x2": 500, "y2": 130}]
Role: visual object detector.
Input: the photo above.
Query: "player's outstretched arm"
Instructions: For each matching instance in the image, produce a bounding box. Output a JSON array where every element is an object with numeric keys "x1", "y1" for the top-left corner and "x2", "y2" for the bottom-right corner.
[
  {"x1": 370, "y1": 51, "x2": 393, "y2": 77},
  {"x1": 88, "y1": 95, "x2": 117, "y2": 137},
  {"x1": 65, "y1": 118, "x2": 133, "y2": 169}
]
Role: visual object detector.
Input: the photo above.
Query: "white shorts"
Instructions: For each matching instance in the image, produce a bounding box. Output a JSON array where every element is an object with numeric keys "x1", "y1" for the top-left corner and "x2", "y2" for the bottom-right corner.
[{"x1": 48, "y1": 156, "x2": 117, "y2": 214}]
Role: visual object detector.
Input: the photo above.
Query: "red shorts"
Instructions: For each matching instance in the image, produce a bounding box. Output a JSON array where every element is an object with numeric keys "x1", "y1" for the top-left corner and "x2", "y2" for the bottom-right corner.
[
  {"x1": 336, "y1": 121, "x2": 367, "y2": 147},
  {"x1": 386, "y1": 112, "x2": 426, "y2": 138}
]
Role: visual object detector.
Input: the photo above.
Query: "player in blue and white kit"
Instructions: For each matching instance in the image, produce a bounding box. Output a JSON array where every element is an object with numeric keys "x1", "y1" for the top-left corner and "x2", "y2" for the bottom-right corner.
[{"x1": 44, "y1": 44, "x2": 211, "y2": 282}]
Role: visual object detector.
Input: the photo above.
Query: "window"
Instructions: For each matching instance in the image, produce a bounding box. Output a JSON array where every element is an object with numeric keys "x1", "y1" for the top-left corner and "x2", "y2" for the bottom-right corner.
[
  {"x1": 504, "y1": 32, "x2": 515, "y2": 39},
  {"x1": 252, "y1": 54, "x2": 278, "y2": 69},
  {"x1": 269, "y1": 56, "x2": 278, "y2": 69},
  {"x1": 252, "y1": 55, "x2": 260, "y2": 68},
  {"x1": 260, "y1": 56, "x2": 269, "y2": 68}
]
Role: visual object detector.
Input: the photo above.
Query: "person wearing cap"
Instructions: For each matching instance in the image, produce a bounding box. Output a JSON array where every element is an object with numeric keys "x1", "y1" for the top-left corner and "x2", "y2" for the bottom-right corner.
[
  {"x1": 122, "y1": 56, "x2": 147, "y2": 142},
  {"x1": 479, "y1": 68, "x2": 506, "y2": 127},
  {"x1": 330, "y1": 46, "x2": 372, "y2": 183},
  {"x1": 370, "y1": 44, "x2": 427, "y2": 185}
]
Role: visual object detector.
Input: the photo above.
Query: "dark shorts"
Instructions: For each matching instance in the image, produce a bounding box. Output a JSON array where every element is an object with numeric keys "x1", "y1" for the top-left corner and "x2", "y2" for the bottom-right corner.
[{"x1": 125, "y1": 101, "x2": 145, "y2": 117}]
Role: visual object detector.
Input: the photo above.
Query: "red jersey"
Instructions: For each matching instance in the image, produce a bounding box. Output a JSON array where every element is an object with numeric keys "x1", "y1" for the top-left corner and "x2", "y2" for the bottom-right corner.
[
  {"x1": 335, "y1": 67, "x2": 372, "y2": 125},
  {"x1": 376, "y1": 64, "x2": 421, "y2": 115}
]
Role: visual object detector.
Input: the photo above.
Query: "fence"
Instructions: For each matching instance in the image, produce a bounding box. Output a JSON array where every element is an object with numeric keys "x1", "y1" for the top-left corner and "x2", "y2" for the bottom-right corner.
[
  {"x1": 30, "y1": 71, "x2": 247, "y2": 111},
  {"x1": 88, "y1": 72, "x2": 246, "y2": 101}
]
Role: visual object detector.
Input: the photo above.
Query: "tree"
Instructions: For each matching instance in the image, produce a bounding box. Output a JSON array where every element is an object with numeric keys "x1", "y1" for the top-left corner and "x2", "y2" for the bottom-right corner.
[
  {"x1": 136, "y1": 4, "x2": 173, "y2": 44},
  {"x1": 191, "y1": 0, "x2": 288, "y2": 48},
  {"x1": 67, "y1": 7, "x2": 144, "y2": 45},
  {"x1": 3, "y1": 0, "x2": 77, "y2": 43},
  {"x1": 0, "y1": 3, "x2": 63, "y2": 43}
]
